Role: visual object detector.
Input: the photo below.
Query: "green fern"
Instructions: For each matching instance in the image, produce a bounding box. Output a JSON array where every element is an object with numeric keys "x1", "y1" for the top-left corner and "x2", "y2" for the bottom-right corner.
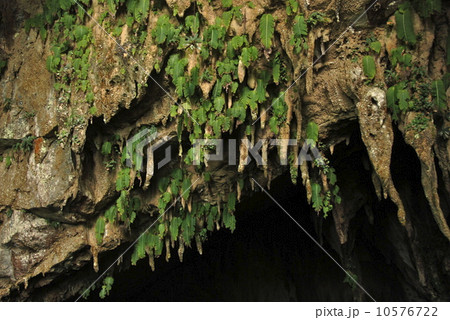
[
  {"x1": 311, "y1": 183, "x2": 322, "y2": 212},
  {"x1": 412, "y1": 0, "x2": 442, "y2": 18},
  {"x1": 99, "y1": 276, "x2": 114, "y2": 299},
  {"x1": 286, "y1": 0, "x2": 299, "y2": 16},
  {"x1": 260, "y1": 14, "x2": 274, "y2": 48},
  {"x1": 432, "y1": 80, "x2": 446, "y2": 110},
  {"x1": 306, "y1": 121, "x2": 319, "y2": 144},
  {"x1": 185, "y1": 14, "x2": 200, "y2": 35},
  {"x1": 290, "y1": 15, "x2": 308, "y2": 53},
  {"x1": 101, "y1": 142, "x2": 112, "y2": 155},
  {"x1": 240, "y1": 46, "x2": 258, "y2": 67},
  {"x1": 395, "y1": 3, "x2": 417, "y2": 45},
  {"x1": 362, "y1": 55, "x2": 376, "y2": 80},
  {"x1": 204, "y1": 24, "x2": 226, "y2": 50},
  {"x1": 95, "y1": 217, "x2": 106, "y2": 244}
]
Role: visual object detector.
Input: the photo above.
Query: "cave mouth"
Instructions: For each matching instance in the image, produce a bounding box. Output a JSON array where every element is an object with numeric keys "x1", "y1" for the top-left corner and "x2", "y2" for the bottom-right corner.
[{"x1": 84, "y1": 169, "x2": 405, "y2": 302}]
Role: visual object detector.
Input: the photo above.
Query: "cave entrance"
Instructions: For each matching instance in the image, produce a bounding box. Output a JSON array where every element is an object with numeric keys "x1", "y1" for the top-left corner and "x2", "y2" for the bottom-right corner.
[{"x1": 86, "y1": 172, "x2": 357, "y2": 302}]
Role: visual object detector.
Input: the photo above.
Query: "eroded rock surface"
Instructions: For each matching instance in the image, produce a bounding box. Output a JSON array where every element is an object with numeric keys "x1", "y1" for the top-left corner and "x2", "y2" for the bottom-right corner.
[{"x1": 0, "y1": 0, "x2": 449, "y2": 301}]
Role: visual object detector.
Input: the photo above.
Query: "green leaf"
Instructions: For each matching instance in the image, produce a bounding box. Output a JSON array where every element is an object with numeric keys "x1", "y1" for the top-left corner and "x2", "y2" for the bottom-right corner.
[
  {"x1": 170, "y1": 217, "x2": 182, "y2": 241},
  {"x1": 362, "y1": 55, "x2": 376, "y2": 80},
  {"x1": 74, "y1": 25, "x2": 89, "y2": 41},
  {"x1": 158, "y1": 223, "x2": 165, "y2": 238},
  {"x1": 397, "y1": 88, "x2": 410, "y2": 111},
  {"x1": 328, "y1": 170, "x2": 337, "y2": 185},
  {"x1": 171, "y1": 168, "x2": 183, "y2": 181},
  {"x1": 412, "y1": 0, "x2": 442, "y2": 18},
  {"x1": 132, "y1": 234, "x2": 146, "y2": 265},
  {"x1": 153, "y1": 15, "x2": 170, "y2": 44},
  {"x1": 105, "y1": 205, "x2": 117, "y2": 223},
  {"x1": 231, "y1": 35, "x2": 246, "y2": 49},
  {"x1": 389, "y1": 46, "x2": 405, "y2": 67},
  {"x1": 185, "y1": 14, "x2": 200, "y2": 34},
  {"x1": 181, "y1": 178, "x2": 191, "y2": 200},
  {"x1": 59, "y1": 0, "x2": 72, "y2": 10},
  {"x1": 369, "y1": 41, "x2": 381, "y2": 54},
  {"x1": 290, "y1": 14, "x2": 308, "y2": 53},
  {"x1": 101, "y1": 141, "x2": 112, "y2": 155},
  {"x1": 182, "y1": 213, "x2": 195, "y2": 244},
  {"x1": 306, "y1": 121, "x2": 319, "y2": 143},
  {"x1": 293, "y1": 15, "x2": 307, "y2": 37},
  {"x1": 222, "y1": 0, "x2": 233, "y2": 7},
  {"x1": 158, "y1": 176, "x2": 170, "y2": 193},
  {"x1": 287, "y1": 0, "x2": 299, "y2": 15},
  {"x1": 260, "y1": 14, "x2": 274, "y2": 49},
  {"x1": 386, "y1": 86, "x2": 397, "y2": 110},
  {"x1": 214, "y1": 96, "x2": 225, "y2": 113},
  {"x1": 311, "y1": 183, "x2": 322, "y2": 212},
  {"x1": 116, "y1": 168, "x2": 131, "y2": 191},
  {"x1": 227, "y1": 192, "x2": 236, "y2": 212},
  {"x1": 432, "y1": 80, "x2": 447, "y2": 110},
  {"x1": 395, "y1": 5, "x2": 417, "y2": 45},
  {"x1": 240, "y1": 46, "x2": 258, "y2": 67},
  {"x1": 99, "y1": 276, "x2": 114, "y2": 299},
  {"x1": 205, "y1": 25, "x2": 225, "y2": 50},
  {"x1": 222, "y1": 206, "x2": 236, "y2": 232},
  {"x1": 95, "y1": 217, "x2": 106, "y2": 244},
  {"x1": 134, "y1": 0, "x2": 150, "y2": 23}
]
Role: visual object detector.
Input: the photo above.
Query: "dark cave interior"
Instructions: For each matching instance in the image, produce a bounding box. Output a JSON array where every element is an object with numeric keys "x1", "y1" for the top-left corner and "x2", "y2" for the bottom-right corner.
[
  {"x1": 58, "y1": 126, "x2": 448, "y2": 302},
  {"x1": 84, "y1": 142, "x2": 410, "y2": 302}
]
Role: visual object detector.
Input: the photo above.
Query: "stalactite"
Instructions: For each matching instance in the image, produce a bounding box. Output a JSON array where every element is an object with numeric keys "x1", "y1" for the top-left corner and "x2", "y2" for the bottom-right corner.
[
  {"x1": 177, "y1": 237, "x2": 184, "y2": 263},
  {"x1": 260, "y1": 106, "x2": 267, "y2": 129},
  {"x1": 238, "y1": 60, "x2": 245, "y2": 83},
  {"x1": 356, "y1": 87, "x2": 406, "y2": 225},
  {"x1": 238, "y1": 134, "x2": 248, "y2": 173},
  {"x1": 251, "y1": 108, "x2": 258, "y2": 121},
  {"x1": 187, "y1": 196, "x2": 192, "y2": 213},
  {"x1": 195, "y1": 235, "x2": 203, "y2": 255},
  {"x1": 237, "y1": 180, "x2": 242, "y2": 201},
  {"x1": 149, "y1": 253, "x2": 155, "y2": 271},
  {"x1": 403, "y1": 119, "x2": 450, "y2": 242},
  {"x1": 91, "y1": 246, "x2": 99, "y2": 273},
  {"x1": 251, "y1": 126, "x2": 256, "y2": 145},
  {"x1": 247, "y1": 70, "x2": 257, "y2": 89},
  {"x1": 321, "y1": 172, "x2": 329, "y2": 193},
  {"x1": 143, "y1": 145, "x2": 154, "y2": 190},
  {"x1": 279, "y1": 125, "x2": 290, "y2": 166},
  {"x1": 165, "y1": 237, "x2": 171, "y2": 262}
]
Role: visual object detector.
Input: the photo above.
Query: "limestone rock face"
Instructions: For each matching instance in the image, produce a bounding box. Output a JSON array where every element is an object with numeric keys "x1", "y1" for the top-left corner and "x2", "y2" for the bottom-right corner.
[{"x1": 0, "y1": 0, "x2": 449, "y2": 301}]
